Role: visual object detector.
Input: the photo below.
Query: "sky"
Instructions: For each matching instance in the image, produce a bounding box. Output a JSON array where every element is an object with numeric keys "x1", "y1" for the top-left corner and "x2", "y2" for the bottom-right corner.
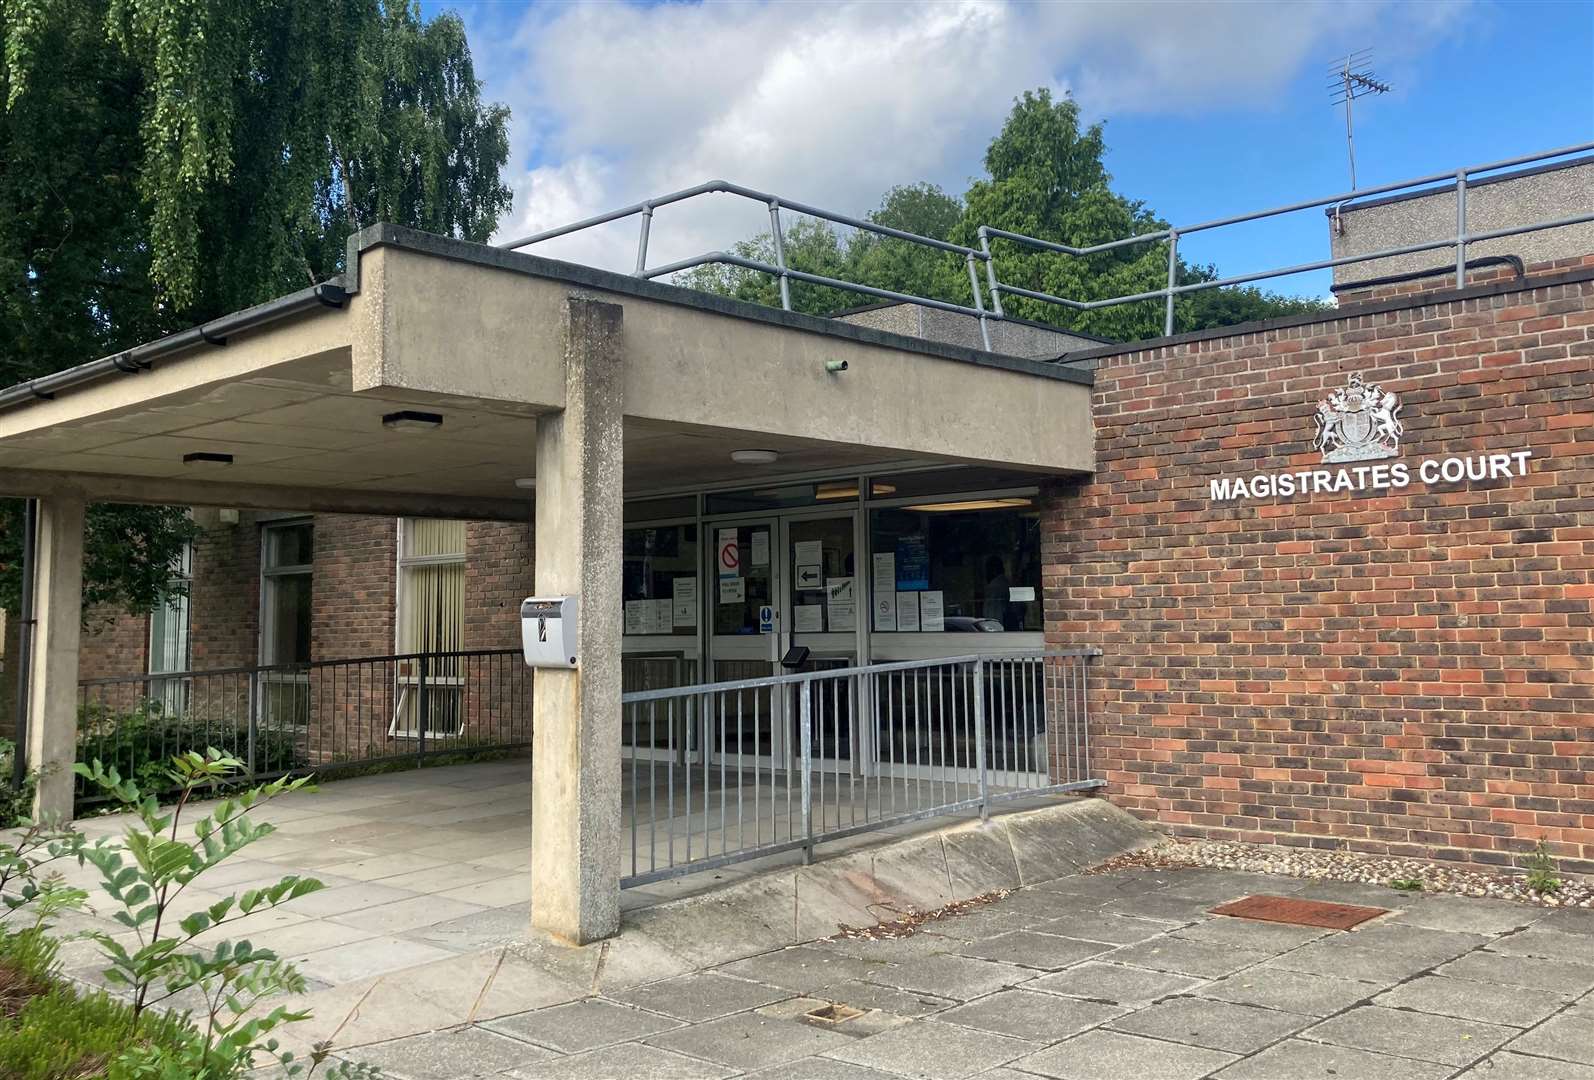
[{"x1": 423, "y1": 0, "x2": 1594, "y2": 301}]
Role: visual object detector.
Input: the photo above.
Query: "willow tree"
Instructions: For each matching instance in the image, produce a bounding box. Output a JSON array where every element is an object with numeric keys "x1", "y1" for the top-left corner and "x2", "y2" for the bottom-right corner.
[{"x1": 0, "y1": 0, "x2": 512, "y2": 616}]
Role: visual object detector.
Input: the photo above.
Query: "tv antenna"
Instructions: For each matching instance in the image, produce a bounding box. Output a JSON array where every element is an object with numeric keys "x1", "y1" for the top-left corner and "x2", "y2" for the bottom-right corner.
[{"x1": 1329, "y1": 49, "x2": 1392, "y2": 190}]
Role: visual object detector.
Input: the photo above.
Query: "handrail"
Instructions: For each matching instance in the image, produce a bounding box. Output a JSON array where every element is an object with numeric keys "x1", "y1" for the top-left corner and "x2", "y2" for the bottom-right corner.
[{"x1": 503, "y1": 143, "x2": 1594, "y2": 347}]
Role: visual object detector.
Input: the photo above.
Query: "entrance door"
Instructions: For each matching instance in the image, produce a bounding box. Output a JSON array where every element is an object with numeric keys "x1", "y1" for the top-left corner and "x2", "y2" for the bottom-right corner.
[
  {"x1": 782, "y1": 511, "x2": 862, "y2": 763},
  {"x1": 706, "y1": 520, "x2": 780, "y2": 760}
]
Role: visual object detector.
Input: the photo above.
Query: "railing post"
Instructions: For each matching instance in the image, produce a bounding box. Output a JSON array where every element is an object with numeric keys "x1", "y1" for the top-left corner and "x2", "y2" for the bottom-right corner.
[
  {"x1": 246, "y1": 668, "x2": 259, "y2": 777},
  {"x1": 417, "y1": 653, "x2": 430, "y2": 766},
  {"x1": 1164, "y1": 230, "x2": 1179, "y2": 337},
  {"x1": 973, "y1": 658, "x2": 988, "y2": 821},
  {"x1": 768, "y1": 200, "x2": 792, "y2": 311},
  {"x1": 1455, "y1": 170, "x2": 1468, "y2": 289},
  {"x1": 634, "y1": 204, "x2": 654, "y2": 276},
  {"x1": 979, "y1": 228, "x2": 1006, "y2": 318},
  {"x1": 966, "y1": 252, "x2": 992, "y2": 350},
  {"x1": 799, "y1": 679, "x2": 814, "y2": 864}
]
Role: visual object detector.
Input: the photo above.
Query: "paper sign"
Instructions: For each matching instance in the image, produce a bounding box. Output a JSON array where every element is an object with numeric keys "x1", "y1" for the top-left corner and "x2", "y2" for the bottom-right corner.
[
  {"x1": 826, "y1": 577, "x2": 855, "y2": 631},
  {"x1": 648, "y1": 598, "x2": 674, "y2": 635},
  {"x1": 919, "y1": 590, "x2": 945, "y2": 632},
  {"x1": 873, "y1": 591, "x2": 897, "y2": 632},
  {"x1": 795, "y1": 563, "x2": 822, "y2": 590},
  {"x1": 716, "y1": 528, "x2": 740, "y2": 579},
  {"x1": 1009, "y1": 586, "x2": 1036, "y2": 602},
  {"x1": 793, "y1": 605, "x2": 824, "y2": 633},
  {"x1": 758, "y1": 605, "x2": 774, "y2": 633},
  {"x1": 624, "y1": 601, "x2": 645, "y2": 636},
  {"x1": 672, "y1": 577, "x2": 698, "y2": 626},
  {"x1": 896, "y1": 535, "x2": 929, "y2": 590},
  {"x1": 871, "y1": 552, "x2": 896, "y2": 595},
  {"x1": 751, "y1": 531, "x2": 769, "y2": 567},
  {"x1": 793, "y1": 540, "x2": 823, "y2": 569},
  {"x1": 718, "y1": 577, "x2": 745, "y2": 604},
  {"x1": 896, "y1": 591, "x2": 921, "y2": 632}
]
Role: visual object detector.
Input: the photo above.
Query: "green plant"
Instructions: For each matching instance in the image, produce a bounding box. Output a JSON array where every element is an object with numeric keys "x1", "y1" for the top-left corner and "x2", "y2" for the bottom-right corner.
[
  {"x1": 73, "y1": 749, "x2": 368, "y2": 1077},
  {"x1": 0, "y1": 738, "x2": 38, "y2": 828},
  {"x1": 1388, "y1": 878, "x2": 1423, "y2": 893},
  {"x1": 1523, "y1": 842, "x2": 1563, "y2": 895}
]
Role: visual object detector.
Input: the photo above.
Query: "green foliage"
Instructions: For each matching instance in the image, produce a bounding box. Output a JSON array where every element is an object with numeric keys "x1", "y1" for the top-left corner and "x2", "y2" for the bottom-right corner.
[
  {"x1": 0, "y1": 738, "x2": 36, "y2": 828},
  {"x1": 1388, "y1": 877, "x2": 1423, "y2": 893},
  {"x1": 0, "y1": 0, "x2": 511, "y2": 618},
  {"x1": 1523, "y1": 842, "x2": 1562, "y2": 895},
  {"x1": 680, "y1": 87, "x2": 1329, "y2": 341},
  {"x1": 76, "y1": 700, "x2": 306, "y2": 806}
]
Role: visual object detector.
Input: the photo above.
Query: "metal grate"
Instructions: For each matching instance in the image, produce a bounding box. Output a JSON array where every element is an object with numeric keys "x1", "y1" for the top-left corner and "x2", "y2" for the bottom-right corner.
[{"x1": 1210, "y1": 895, "x2": 1388, "y2": 931}]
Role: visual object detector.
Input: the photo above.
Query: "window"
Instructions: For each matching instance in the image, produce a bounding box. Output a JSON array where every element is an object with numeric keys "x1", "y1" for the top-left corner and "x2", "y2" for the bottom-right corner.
[
  {"x1": 148, "y1": 541, "x2": 193, "y2": 713},
  {"x1": 869, "y1": 500, "x2": 1042, "y2": 632},
  {"x1": 261, "y1": 522, "x2": 313, "y2": 664},
  {"x1": 395, "y1": 519, "x2": 466, "y2": 736},
  {"x1": 622, "y1": 523, "x2": 699, "y2": 637}
]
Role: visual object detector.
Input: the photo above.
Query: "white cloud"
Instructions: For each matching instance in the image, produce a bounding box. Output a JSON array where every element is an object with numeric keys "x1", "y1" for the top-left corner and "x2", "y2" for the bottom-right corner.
[{"x1": 473, "y1": 0, "x2": 1469, "y2": 272}]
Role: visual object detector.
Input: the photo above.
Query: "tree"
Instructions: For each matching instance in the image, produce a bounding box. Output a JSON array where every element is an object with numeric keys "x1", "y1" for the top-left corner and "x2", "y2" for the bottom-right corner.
[
  {"x1": 682, "y1": 88, "x2": 1328, "y2": 339},
  {"x1": 0, "y1": 0, "x2": 512, "y2": 617}
]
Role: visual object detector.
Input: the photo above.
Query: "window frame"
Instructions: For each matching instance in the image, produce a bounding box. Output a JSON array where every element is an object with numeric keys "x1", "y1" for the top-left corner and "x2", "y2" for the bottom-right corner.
[{"x1": 258, "y1": 520, "x2": 314, "y2": 667}]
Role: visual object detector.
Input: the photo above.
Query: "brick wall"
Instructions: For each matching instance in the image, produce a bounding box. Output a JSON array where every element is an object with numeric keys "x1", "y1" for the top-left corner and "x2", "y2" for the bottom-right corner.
[
  {"x1": 310, "y1": 515, "x2": 398, "y2": 660},
  {"x1": 79, "y1": 607, "x2": 148, "y2": 680},
  {"x1": 1045, "y1": 267, "x2": 1594, "y2": 874},
  {"x1": 463, "y1": 521, "x2": 534, "y2": 649},
  {"x1": 191, "y1": 513, "x2": 262, "y2": 670},
  {"x1": 1336, "y1": 254, "x2": 1594, "y2": 306}
]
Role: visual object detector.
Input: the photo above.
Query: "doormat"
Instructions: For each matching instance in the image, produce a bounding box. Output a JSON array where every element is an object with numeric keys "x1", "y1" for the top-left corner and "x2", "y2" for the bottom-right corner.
[{"x1": 1209, "y1": 894, "x2": 1388, "y2": 931}]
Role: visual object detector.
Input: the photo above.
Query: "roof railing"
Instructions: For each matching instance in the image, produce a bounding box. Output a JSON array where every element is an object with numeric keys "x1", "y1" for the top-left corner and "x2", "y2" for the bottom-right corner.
[{"x1": 500, "y1": 143, "x2": 1594, "y2": 350}]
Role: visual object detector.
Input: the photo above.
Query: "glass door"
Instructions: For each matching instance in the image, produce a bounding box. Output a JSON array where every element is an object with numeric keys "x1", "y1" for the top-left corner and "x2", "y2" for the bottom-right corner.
[
  {"x1": 706, "y1": 520, "x2": 780, "y2": 760},
  {"x1": 782, "y1": 511, "x2": 862, "y2": 763}
]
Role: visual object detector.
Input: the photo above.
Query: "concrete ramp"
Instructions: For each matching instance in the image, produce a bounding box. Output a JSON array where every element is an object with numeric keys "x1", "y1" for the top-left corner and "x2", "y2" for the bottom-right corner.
[{"x1": 511, "y1": 797, "x2": 1159, "y2": 994}]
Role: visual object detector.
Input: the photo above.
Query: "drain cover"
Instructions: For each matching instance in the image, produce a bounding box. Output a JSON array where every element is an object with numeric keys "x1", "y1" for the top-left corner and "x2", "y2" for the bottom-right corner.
[
  {"x1": 1210, "y1": 894, "x2": 1388, "y2": 930},
  {"x1": 804, "y1": 1003, "x2": 865, "y2": 1026}
]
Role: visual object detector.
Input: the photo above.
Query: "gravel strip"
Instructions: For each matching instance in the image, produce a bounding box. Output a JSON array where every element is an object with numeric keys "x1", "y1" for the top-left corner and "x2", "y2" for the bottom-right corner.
[{"x1": 1092, "y1": 837, "x2": 1593, "y2": 909}]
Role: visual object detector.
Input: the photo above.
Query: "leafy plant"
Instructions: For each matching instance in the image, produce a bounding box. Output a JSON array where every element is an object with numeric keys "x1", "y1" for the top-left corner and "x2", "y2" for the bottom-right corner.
[
  {"x1": 73, "y1": 749, "x2": 354, "y2": 1076},
  {"x1": 1388, "y1": 878, "x2": 1424, "y2": 893},
  {"x1": 1523, "y1": 842, "x2": 1563, "y2": 895}
]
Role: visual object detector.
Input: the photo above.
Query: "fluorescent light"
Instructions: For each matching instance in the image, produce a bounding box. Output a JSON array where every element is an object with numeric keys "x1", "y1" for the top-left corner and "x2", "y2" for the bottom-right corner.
[
  {"x1": 902, "y1": 498, "x2": 1032, "y2": 512},
  {"x1": 183, "y1": 452, "x2": 233, "y2": 468},
  {"x1": 514, "y1": 478, "x2": 536, "y2": 490},
  {"x1": 730, "y1": 449, "x2": 779, "y2": 465},
  {"x1": 815, "y1": 482, "x2": 859, "y2": 500},
  {"x1": 382, "y1": 410, "x2": 443, "y2": 431}
]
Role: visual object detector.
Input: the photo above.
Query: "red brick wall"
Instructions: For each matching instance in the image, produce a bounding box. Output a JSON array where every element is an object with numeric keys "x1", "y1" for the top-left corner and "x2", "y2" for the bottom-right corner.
[
  {"x1": 78, "y1": 607, "x2": 148, "y2": 681},
  {"x1": 463, "y1": 521, "x2": 534, "y2": 649},
  {"x1": 310, "y1": 515, "x2": 398, "y2": 661},
  {"x1": 190, "y1": 513, "x2": 262, "y2": 670},
  {"x1": 1045, "y1": 268, "x2": 1594, "y2": 874}
]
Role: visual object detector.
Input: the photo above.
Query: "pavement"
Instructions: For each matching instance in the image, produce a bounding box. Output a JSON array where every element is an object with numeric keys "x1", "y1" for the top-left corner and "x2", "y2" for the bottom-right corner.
[{"x1": 329, "y1": 864, "x2": 1594, "y2": 1080}]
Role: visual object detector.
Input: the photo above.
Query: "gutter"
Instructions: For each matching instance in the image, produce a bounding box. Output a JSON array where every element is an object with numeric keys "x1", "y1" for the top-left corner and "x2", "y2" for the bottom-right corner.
[{"x1": 0, "y1": 280, "x2": 346, "y2": 414}]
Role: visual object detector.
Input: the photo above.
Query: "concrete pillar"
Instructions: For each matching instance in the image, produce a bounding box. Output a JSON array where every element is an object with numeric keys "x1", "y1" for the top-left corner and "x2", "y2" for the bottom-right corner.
[
  {"x1": 530, "y1": 296, "x2": 624, "y2": 944},
  {"x1": 27, "y1": 492, "x2": 86, "y2": 820}
]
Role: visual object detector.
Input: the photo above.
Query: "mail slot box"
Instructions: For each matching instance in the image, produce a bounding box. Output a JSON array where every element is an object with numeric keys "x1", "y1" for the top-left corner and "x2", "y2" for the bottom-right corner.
[{"x1": 521, "y1": 596, "x2": 579, "y2": 669}]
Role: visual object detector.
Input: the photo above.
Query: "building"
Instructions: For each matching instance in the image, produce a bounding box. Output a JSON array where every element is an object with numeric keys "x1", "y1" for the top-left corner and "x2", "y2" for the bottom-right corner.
[{"x1": 1, "y1": 148, "x2": 1590, "y2": 944}]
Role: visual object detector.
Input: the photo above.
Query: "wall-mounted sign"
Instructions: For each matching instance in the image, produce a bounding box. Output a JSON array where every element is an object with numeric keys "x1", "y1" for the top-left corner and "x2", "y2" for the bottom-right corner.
[{"x1": 1210, "y1": 371, "x2": 1533, "y2": 503}]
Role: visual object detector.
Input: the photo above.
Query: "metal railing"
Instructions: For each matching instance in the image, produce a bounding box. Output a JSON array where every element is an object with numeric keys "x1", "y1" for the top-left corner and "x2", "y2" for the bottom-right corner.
[
  {"x1": 502, "y1": 143, "x2": 1594, "y2": 346},
  {"x1": 618, "y1": 649, "x2": 1102, "y2": 887},
  {"x1": 75, "y1": 648, "x2": 531, "y2": 806}
]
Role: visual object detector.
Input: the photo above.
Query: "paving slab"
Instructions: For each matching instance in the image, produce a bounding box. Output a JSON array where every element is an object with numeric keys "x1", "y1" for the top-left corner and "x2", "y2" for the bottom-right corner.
[
  {"x1": 293, "y1": 934, "x2": 459, "y2": 985},
  {"x1": 1101, "y1": 891, "x2": 1216, "y2": 925},
  {"x1": 861, "y1": 954, "x2": 1030, "y2": 1001},
  {"x1": 1175, "y1": 915, "x2": 1332, "y2": 951},
  {"x1": 483, "y1": 998, "x2": 682, "y2": 1054},
  {"x1": 1437, "y1": 950, "x2": 1594, "y2": 996},
  {"x1": 936, "y1": 988, "x2": 1123, "y2": 1042},
  {"x1": 328, "y1": 893, "x2": 488, "y2": 935},
  {"x1": 1105, "y1": 936, "x2": 1271, "y2": 979},
  {"x1": 954, "y1": 930, "x2": 1112, "y2": 970},
  {"x1": 1486, "y1": 927, "x2": 1594, "y2": 961},
  {"x1": 742, "y1": 1058, "x2": 906, "y2": 1080},
  {"x1": 644, "y1": 998, "x2": 858, "y2": 1071},
  {"x1": 1384, "y1": 895, "x2": 1545, "y2": 936},
  {"x1": 1375, "y1": 973, "x2": 1567, "y2": 1027},
  {"x1": 1010, "y1": 1028, "x2": 1238, "y2": 1080},
  {"x1": 1456, "y1": 1050, "x2": 1594, "y2": 1079},
  {"x1": 811, "y1": 980, "x2": 957, "y2": 1019},
  {"x1": 1108, "y1": 994, "x2": 1311, "y2": 1053},
  {"x1": 606, "y1": 971, "x2": 792, "y2": 1022},
  {"x1": 1503, "y1": 1011, "x2": 1594, "y2": 1066},
  {"x1": 1197, "y1": 966, "x2": 1381, "y2": 1016},
  {"x1": 1268, "y1": 940, "x2": 1444, "y2": 985},
  {"x1": 716, "y1": 946, "x2": 890, "y2": 994},
  {"x1": 1020, "y1": 960, "x2": 1203, "y2": 1006},
  {"x1": 1340, "y1": 922, "x2": 1489, "y2": 962},
  {"x1": 1213, "y1": 1038, "x2": 1452, "y2": 1080},
  {"x1": 284, "y1": 881, "x2": 424, "y2": 919},
  {"x1": 823, "y1": 1019, "x2": 1040, "y2": 1080},
  {"x1": 341, "y1": 1027, "x2": 556, "y2": 1078},
  {"x1": 1303, "y1": 1004, "x2": 1516, "y2": 1067},
  {"x1": 504, "y1": 1042, "x2": 736, "y2": 1080},
  {"x1": 1035, "y1": 910, "x2": 1170, "y2": 945},
  {"x1": 1541, "y1": 910, "x2": 1594, "y2": 937}
]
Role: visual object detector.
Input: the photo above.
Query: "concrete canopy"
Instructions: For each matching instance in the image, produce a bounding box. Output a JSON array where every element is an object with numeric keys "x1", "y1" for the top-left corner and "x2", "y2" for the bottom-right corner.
[{"x1": 0, "y1": 225, "x2": 1093, "y2": 515}]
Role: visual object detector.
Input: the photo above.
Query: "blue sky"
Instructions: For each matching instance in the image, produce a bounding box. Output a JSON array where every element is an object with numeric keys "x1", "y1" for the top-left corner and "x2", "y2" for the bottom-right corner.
[{"x1": 426, "y1": 0, "x2": 1594, "y2": 300}]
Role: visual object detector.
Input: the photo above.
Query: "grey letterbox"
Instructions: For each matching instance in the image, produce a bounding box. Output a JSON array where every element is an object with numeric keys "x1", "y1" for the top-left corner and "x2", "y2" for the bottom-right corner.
[{"x1": 521, "y1": 596, "x2": 579, "y2": 669}]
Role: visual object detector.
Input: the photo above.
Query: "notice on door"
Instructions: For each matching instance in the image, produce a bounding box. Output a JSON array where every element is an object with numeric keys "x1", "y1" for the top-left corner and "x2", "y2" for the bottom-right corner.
[
  {"x1": 751, "y1": 530, "x2": 769, "y2": 567},
  {"x1": 919, "y1": 590, "x2": 945, "y2": 632},
  {"x1": 795, "y1": 563, "x2": 823, "y2": 590},
  {"x1": 672, "y1": 577, "x2": 698, "y2": 627},
  {"x1": 793, "y1": 605, "x2": 824, "y2": 633},
  {"x1": 896, "y1": 591, "x2": 921, "y2": 632},
  {"x1": 718, "y1": 577, "x2": 746, "y2": 604},
  {"x1": 873, "y1": 591, "x2": 897, "y2": 632},
  {"x1": 826, "y1": 577, "x2": 855, "y2": 631},
  {"x1": 717, "y1": 529, "x2": 740, "y2": 579}
]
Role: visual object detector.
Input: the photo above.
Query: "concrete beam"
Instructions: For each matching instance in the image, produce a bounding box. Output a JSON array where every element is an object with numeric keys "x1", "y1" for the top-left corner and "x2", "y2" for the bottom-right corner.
[
  {"x1": 27, "y1": 492, "x2": 85, "y2": 819},
  {"x1": 530, "y1": 296, "x2": 625, "y2": 945},
  {"x1": 0, "y1": 469, "x2": 531, "y2": 522}
]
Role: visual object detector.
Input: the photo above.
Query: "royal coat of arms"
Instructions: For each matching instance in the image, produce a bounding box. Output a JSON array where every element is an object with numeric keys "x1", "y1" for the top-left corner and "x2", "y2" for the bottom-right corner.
[{"x1": 1313, "y1": 372, "x2": 1402, "y2": 463}]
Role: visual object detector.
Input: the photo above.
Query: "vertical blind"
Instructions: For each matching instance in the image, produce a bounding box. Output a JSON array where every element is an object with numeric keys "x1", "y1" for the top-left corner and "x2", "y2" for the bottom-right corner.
[{"x1": 400, "y1": 519, "x2": 467, "y2": 657}]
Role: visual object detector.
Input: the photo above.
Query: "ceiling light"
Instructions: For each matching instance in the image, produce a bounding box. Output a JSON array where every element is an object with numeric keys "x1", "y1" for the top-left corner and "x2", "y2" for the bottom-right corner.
[
  {"x1": 902, "y1": 498, "x2": 1033, "y2": 513},
  {"x1": 382, "y1": 410, "x2": 443, "y2": 431},
  {"x1": 869, "y1": 482, "x2": 898, "y2": 497},
  {"x1": 730, "y1": 449, "x2": 779, "y2": 465},
  {"x1": 514, "y1": 477, "x2": 536, "y2": 490},
  {"x1": 183, "y1": 452, "x2": 233, "y2": 468},
  {"x1": 815, "y1": 482, "x2": 859, "y2": 500}
]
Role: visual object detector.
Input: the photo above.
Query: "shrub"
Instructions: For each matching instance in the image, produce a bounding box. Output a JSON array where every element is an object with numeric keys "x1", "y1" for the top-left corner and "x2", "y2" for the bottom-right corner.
[{"x1": 0, "y1": 739, "x2": 35, "y2": 829}]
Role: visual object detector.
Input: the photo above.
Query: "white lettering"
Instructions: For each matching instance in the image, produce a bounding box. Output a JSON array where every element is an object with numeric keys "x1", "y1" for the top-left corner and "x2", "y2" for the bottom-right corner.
[
  {"x1": 1333, "y1": 469, "x2": 1354, "y2": 492},
  {"x1": 1513, "y1": 449, "x2": 1533, "y2": 475},
  {"x1": 1210, "y1": 477, "x2": 1236, "y2": 501},
  {"x1": 1205, "y1": 451, "x2": 1536, "y2": 503},
  {"x1": 1391, "y1": 463, "x2": 1410, "y2": 487},
  {"x1": 1371, "y1": 464, "x2": 1391, "y2": 488},
  {"x1": 1441, "y1": 457, "x2": 1466, "y2": 483},
  {"x1": 1420, "y1": 459, "x2": 1441, "y2": 484}
]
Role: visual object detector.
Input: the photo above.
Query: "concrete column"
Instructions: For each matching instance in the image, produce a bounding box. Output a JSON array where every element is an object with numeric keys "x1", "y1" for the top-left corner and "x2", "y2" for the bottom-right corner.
[
  {"x1": 530, "y1": 296, "x2": 624, "y2": 944},
  {"x1": 27, "y1": 491, "x2": 86, "y2": 820}
]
